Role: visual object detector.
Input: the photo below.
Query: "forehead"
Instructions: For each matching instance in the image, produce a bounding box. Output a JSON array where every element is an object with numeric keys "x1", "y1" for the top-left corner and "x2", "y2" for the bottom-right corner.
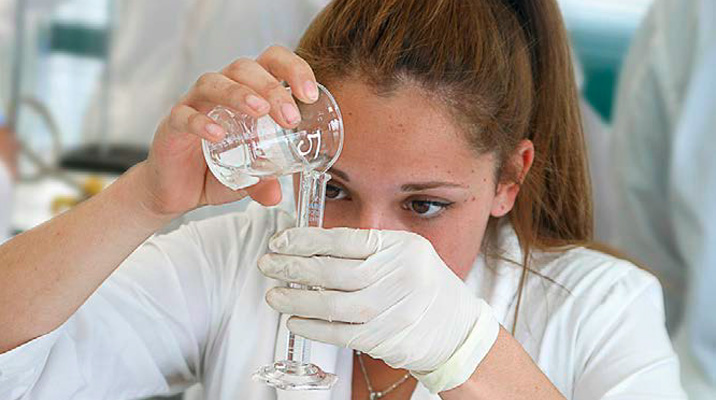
[{"x1": 329, "y1": 80, "x2": 487, "y2": 182}]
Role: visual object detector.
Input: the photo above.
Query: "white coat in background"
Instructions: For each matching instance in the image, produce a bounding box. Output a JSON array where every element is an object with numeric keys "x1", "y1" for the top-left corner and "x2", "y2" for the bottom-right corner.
[
  {"x1": 610, "y1": 0, "x2": 716, "y2": 394},
  {"x1": 669, "y1": 44, "x2": 716, "y2": 393}
]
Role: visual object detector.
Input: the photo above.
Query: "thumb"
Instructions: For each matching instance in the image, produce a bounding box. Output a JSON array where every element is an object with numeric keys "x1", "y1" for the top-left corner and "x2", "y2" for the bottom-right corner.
[{"x1": 246, "y1": 178, "x2": 282, "y2": 206}]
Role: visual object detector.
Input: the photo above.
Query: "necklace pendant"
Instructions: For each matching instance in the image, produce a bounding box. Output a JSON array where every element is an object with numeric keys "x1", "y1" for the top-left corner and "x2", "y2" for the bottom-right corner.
[{"x1": 369, "y1": 392, "x2": 382, "y2": 400}]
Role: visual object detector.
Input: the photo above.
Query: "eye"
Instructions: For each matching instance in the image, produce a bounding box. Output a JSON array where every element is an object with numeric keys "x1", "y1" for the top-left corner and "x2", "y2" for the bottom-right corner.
[
  {"x1": 404, "y1": 199, "x2": 453, "y2": 218},
  {"x1": 325, "y1": 183, "x2": 349, "y2": 200}
]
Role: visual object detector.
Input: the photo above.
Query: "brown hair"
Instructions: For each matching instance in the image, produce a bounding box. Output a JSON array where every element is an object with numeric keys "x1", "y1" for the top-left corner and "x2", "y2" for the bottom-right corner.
[{"x1": 297, "y1": 0, "x2": 593, "y2": 327}]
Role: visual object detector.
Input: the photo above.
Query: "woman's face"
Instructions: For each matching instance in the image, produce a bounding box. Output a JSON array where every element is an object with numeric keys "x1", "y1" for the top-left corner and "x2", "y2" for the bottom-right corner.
[{"x1": 293, "y1": 80, "x2": 525, "y2": 279}]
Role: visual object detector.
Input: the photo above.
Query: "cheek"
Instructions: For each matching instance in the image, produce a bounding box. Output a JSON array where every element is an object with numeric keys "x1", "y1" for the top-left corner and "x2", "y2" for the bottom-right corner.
[
  {"x1": 322, "y1": 201, "x2": 354, "y2": 229},
  {"x1": 418, "y1": 206, "x2": 490, "y2": 280}
]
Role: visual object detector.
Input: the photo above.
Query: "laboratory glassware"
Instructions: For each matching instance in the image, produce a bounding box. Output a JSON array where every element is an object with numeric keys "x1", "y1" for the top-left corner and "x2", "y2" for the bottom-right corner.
[{"x1": 202, "y1": 83, "x2": 343, "y2": 390}]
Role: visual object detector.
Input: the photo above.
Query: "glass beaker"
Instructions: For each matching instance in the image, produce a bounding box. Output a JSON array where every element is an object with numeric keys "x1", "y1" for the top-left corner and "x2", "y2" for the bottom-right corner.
[
  {"x1": 201, "y1": 83, "x2": 343, "y2": 390},
  {"x1": 202, "y1": 83, "x2": 343, "y2": 190}
]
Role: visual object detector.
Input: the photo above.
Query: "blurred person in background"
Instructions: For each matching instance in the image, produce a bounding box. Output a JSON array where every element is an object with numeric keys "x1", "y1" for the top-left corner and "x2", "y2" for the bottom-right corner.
[{"x1": 610, "y1": 0, "x2": 716, "y2": 396}]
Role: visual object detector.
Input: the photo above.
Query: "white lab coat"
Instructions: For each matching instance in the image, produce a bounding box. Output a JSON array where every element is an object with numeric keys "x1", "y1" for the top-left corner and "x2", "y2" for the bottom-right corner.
[
  {"x1": 611, "y1": 0, "x2": 716, "y2": 331},
  {"x1": 669, "y1": 44, "x2": 716, "y2": 387},
  {"x1": 0, "y1": 203, "x2": 686, "y2": 399},
  {"x1": 609, "y1": 0, "x2": 716, "y2": 389}
]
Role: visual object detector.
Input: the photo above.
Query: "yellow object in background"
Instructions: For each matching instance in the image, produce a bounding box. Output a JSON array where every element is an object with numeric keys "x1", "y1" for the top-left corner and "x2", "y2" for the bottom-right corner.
[{"x1": 51, "y1": 176, "x2": 105, "y2": 214}]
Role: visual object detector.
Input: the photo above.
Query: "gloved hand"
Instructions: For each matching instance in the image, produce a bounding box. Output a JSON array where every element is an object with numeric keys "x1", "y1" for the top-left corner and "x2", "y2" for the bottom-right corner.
[{"x1": 258, "y1": 227, "x2": 501, "y2": 393}]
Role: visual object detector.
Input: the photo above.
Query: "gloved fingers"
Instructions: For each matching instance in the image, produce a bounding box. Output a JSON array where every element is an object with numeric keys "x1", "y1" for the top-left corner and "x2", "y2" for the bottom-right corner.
[
  {"x1": 269, "y1": 227, "x2": 398, "y2": 258},
  {"x1": 258, "y1": 254, "x2": 368, "y2": 291},
  {"x1": 266, "y1": 287, "x2": 380, "y2": 323},
  {"x1": 286, "y1": 317, "x2": 364, "y2": 349}
]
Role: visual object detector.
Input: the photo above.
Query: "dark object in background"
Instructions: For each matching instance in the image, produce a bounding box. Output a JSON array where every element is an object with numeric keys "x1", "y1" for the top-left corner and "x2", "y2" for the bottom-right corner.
[{"x1": 60, "y1": 144, "x2": 148, "y2": 174}]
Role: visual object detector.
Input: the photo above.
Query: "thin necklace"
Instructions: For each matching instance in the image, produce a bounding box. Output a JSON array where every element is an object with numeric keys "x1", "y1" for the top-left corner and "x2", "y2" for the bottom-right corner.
[{"x1": 356, "y1": 351, "x2": 412, "y2": 400}]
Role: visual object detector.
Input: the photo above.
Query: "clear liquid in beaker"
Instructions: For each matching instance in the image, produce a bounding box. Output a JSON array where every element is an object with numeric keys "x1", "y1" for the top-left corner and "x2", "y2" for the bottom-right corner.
[{"x1": 203, "y1": 113, "x2": 331, "y2": 189}]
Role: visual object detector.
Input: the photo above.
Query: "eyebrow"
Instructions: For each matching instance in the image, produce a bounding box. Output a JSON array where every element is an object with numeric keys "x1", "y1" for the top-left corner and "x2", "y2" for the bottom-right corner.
[
  {"x1": 329, "y1": 167, "x2": 467, "y2": 192},
  {"x1": 400, "y1": 182, "x2": 468, "y2": 192},
  {"x1": 328, "y1": 167, "x2": 350, "y2": 182}
]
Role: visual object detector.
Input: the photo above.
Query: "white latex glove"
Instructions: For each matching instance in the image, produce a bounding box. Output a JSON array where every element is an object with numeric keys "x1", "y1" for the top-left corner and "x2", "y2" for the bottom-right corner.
[{"x1": 259, "y1": 227, "x2": 500, "y2": 393}]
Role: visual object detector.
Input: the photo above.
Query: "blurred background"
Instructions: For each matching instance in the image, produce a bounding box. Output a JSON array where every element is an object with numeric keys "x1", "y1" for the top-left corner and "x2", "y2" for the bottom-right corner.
[{"x1": 0, "y1": 0, "x2": 714, "y2": 399}]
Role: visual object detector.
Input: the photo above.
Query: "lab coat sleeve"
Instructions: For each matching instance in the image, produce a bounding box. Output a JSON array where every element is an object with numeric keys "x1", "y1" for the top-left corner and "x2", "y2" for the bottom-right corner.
[
  {"x1": 0, "y1": 206, "x2": 277, "y2": 399},
  {"x1": 669, "y1": 45, "x2": 716, "y2": 384},
  {"x1": 571, "y1": 268, "x2": 686, "y2": 400}
]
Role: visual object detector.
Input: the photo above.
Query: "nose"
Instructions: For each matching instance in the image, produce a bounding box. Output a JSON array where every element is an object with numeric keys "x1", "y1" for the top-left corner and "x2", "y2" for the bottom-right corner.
[{"x1": 355, "y1": 206, "x2": 402, "y2": 231}]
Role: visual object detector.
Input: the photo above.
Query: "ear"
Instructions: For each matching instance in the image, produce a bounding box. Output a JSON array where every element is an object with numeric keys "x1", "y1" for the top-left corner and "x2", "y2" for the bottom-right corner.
[{"x1": 490, "y1": 139, "x2": 534, "y2": 217}]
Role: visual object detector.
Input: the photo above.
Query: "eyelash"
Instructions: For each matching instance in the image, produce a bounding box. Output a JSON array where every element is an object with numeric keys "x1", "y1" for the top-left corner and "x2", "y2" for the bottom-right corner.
[
  {"x1": 325, "y1": 183, "x2": 454, "y2": 219},
  {"x1": 403, "y1": 199, "x2": 454, "y2": 218},
  {"x1": 325, "y1": 183, "x2": 349, "y2": 201}
]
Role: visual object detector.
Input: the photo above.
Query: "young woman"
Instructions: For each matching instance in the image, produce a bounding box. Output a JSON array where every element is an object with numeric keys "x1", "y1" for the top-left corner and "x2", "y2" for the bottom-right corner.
[{"x1": 0, "y1": 0, "x2": 685, "y2": 399}]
